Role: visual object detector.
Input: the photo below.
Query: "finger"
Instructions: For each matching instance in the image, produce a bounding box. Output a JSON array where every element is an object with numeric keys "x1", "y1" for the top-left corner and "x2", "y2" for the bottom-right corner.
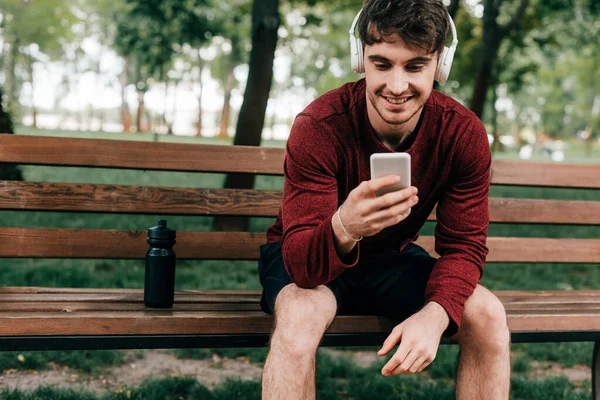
[
  {"x1": 369, "y1": 195, "x2": 418, "y2": 224},
  {"x1": 378, "y1": 325, "x2": 403, "y2": 356},
  {"x1": 362, "y1": 175, "x2": 401, "y2": 196},
  {"x1": 389, "y1": 349, "x2": 420, "y2": 376},
  {"x1": 382, "y1": 347, "x2": 412, "y2": 376},
  {"x1": 370, "y1": 186, "x2": 418, "y2": 211},
  {"x1": 408, "y1": 356, "x2": 428, "y2": 374},
  {"x1": 417, "y1": 359, "x2": 431, "y2": 373}
]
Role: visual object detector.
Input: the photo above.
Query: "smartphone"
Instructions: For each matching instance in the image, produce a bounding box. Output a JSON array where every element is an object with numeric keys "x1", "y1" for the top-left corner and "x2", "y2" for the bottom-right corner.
[{"x1": 369, "y1": 153, "x2": 411, "y2": 196}]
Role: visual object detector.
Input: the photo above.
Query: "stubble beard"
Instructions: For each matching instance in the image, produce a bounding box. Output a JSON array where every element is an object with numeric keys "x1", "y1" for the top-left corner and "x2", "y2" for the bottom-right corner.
[{"x1": 368, "y1": 91, "x2": 424, "y2": 127}]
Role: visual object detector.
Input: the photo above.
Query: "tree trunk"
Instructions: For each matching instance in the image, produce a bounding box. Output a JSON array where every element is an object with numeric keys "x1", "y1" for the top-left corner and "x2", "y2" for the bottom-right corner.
[
  {"x1": 490, "y1": 82, "x2": 503, "y2": 154},
  {"x1": 25, "y1": 51, "x2": 37, "y2": 129},
  {"x1": 168, "y1": 79, "x2": 179, "y2": 135},
  {"x1": 447, "y1": 0, "x2": 460, "y2": 19},
  {"x1": 136, "y1": 89, "x2": 145, "y2": 132},
  {"x1": 469, "y1": 0, "x2": 529, "y2": 119},
  {"x1": 3, "y1": 38, "x2": 19, "y2": 118},
  {"x1": 196, "y1": 53, "x2": 205, "y2": 137},
  {"x1": 219, "y1": 63, "x2": 235, "y2": 139},
  {"x1": 120, "y1": 57, "x2": 132, "y2": 132},
  {"x1": 213, "y1": 0, "x2": 280, "y2": 232},
  {"x1": 0, "y1": 86, "x2": 23, "y2": 180}
]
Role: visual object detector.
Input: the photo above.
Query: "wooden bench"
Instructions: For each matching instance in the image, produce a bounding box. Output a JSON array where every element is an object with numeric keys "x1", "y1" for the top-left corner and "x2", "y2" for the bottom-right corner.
[{"x1": 1, "y1": 134, "x2": 600, "y2": 395}]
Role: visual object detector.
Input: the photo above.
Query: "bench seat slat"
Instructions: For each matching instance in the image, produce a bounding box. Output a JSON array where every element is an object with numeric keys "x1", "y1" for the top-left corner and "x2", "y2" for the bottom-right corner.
[
  {"x1": 0, "y1": 293, "x2": 260, "y2": 303},
  {"x1": 6, "y1": 289, "x2": 600, "y2": 304},
  {"x1": 1, "y1": 311, "x2": 600, "y2": 336},
  {"x1": 6, "y1": 302, "x2": 600, "y2": 313},
  {"x1": 2, "y1": 136, "x2": 600, "y2": 188},
  {"x1": 5, "y1": 287, "x2": 600, "y2": 297},
  {"x1": 1, "y1": 228, "x2": 598, "y2": 263},
  {"x1": 0, "y1": 287, "x2": 259, "y2": 295},
  {"x1": 2, "y1": 288, "x2": 600, "y2": 336},
  {"x1": 0, "y1": 302, "x2": 262, "y2": 312},
  {"x1": 2, "y1": 180, "x2": 599, "y2": 224}
]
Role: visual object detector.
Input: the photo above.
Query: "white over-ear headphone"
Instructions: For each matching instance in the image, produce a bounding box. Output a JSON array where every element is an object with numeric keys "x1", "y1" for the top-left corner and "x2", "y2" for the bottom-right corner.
[{"x1": 349, "y1": 7, "x2": 458, "y2": 83}]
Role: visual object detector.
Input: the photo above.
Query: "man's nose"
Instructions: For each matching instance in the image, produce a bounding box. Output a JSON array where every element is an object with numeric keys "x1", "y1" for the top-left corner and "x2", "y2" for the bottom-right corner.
[{"x1": 387, "y1": 69, "x2": 409, "y2": 95}]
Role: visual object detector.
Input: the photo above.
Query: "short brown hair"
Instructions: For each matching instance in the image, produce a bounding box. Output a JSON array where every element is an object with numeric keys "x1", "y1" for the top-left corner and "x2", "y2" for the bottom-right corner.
[{"x1": 357, "y1": 0, "x2": 449, "y2": 54}]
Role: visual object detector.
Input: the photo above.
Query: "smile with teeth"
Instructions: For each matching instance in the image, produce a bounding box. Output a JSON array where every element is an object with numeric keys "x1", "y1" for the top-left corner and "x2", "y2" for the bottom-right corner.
[{"x1": 385, "y1": 96, "x2": 411, "y2": 104}]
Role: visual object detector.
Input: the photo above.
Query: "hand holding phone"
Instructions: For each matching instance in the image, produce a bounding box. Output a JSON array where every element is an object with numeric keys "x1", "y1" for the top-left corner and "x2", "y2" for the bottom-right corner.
[{"x1": 334, "y1": 153, "x2": 418, "y2": 242}]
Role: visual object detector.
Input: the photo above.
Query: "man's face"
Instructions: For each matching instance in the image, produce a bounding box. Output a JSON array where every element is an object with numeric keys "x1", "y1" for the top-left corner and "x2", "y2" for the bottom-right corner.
[{"x1": 363, "y1": 34, "x2": 437, "y2": 136}]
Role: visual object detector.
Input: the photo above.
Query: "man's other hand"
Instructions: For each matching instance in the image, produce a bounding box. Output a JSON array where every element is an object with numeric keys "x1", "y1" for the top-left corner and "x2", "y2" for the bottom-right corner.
[{"x1": 377, "y1": 302, "x2": 449, "y2": 376}]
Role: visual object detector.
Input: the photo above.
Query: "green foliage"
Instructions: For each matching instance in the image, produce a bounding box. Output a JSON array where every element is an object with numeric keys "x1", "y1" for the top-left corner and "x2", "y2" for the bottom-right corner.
[
  {"x1": 0, "y1": 386, "x2": 98, "y2": 400},
  {"x1": 0, "y1": 350, "x2": 126, "y2": 373},
  {"x1": 511, "y1": 375, "x2": 589, "y2": 400},
  {"x1": 513, "y1": 342, "x2": 594, "y2": 367},
  {"x1": 0, "y1": 0, "x2": 79, "y2": 56}
]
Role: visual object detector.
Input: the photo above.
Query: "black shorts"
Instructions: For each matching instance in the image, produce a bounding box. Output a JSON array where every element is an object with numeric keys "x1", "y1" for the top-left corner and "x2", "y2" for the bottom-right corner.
[{"x1": 257, "y1": 241, "x2": 436, "y2": 322}]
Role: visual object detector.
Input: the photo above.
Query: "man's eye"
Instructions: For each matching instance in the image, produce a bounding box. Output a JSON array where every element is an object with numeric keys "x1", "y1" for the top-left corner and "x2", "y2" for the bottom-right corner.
[
  {"x1": 375, "y1": 64, "x2": 390, "y2": 70},
  {"x1": 406, "y1": 65, "x2": 424, "y2": 72}
]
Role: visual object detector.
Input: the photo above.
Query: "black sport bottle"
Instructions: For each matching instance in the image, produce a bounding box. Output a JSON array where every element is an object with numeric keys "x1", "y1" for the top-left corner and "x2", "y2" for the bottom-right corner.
[{"x1": 144, "y1": 219, "x2": 176, "y2": 308}]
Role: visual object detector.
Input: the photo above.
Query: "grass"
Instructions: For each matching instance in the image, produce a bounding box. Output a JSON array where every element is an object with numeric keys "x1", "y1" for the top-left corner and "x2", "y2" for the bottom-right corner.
[{"x1": 1, "y1": 127, "x2": 599, "y2": 398}]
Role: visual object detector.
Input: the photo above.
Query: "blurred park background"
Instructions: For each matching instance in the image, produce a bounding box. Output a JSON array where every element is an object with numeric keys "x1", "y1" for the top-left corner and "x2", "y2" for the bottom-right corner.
[{"x1": 0, "y1": 0, "x2": 599, "y2": 399}]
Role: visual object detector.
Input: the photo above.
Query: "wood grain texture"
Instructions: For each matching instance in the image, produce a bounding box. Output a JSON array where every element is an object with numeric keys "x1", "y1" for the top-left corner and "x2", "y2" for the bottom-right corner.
[
  {"x1": 0, "y1": 181, "x2": 282, "y2": 217},
  {"x1": 1, "y1": 228, "x2": 599, "y2": 262},
  {"x1": 2, "y1": 180, "x2": 599, "y2": 224},
  {"x1": 2, "y1": 288, "x2": 600, "y2": 336},
  {"x1": 492, "y1": 159, "x2": 600, "y2": 189},
  {"x1": 0, "y1": 135, "x2": 285, "y2": 175},
  {"x1": 2, "y1": 135, "x2": 600, "y2": 188}
]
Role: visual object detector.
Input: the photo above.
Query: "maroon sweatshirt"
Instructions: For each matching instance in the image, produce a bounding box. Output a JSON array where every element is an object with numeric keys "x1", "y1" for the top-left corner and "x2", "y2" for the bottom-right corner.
[{"x1": 266, "y1": 79, "x2": 491, "y2": 334}]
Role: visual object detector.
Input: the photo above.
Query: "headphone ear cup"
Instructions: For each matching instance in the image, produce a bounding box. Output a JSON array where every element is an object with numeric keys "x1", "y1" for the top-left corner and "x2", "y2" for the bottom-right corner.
[
  {"x1": 356, "y1": 39, "x2": 364, "y2": 74},
  {"x1": 435, "y1": 45, "x2": 456, "y2": 83},
  {"x1": 435, "y1": 47, "x2": 449, "y2": 83},
  {"x1": 350, "y1": 36, "x2": 359, "y2": 73}
]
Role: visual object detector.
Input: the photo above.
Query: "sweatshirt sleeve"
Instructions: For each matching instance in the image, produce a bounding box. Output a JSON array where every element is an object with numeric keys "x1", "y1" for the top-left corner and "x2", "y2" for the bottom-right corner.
[
  {"x1": 426, "y1": 119, "x2": 492, "y2": 336},
  {"x1": 280, "y1": 114, "x2": 360, "y2": 288}
]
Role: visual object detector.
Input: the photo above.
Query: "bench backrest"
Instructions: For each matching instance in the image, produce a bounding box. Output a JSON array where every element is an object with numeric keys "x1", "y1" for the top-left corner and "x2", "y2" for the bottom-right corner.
[{"x1": 0, "y1": 134, "x2": 599, "y2": 264}]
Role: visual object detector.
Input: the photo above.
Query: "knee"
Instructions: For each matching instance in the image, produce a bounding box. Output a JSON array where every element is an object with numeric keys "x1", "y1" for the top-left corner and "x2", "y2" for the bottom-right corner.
[
  {"x1": 459, "y1": 288, "x2": 510, "y2": 350},
  {"x1": 271, "y1": 284, "x2": 337, "y2": 354}
]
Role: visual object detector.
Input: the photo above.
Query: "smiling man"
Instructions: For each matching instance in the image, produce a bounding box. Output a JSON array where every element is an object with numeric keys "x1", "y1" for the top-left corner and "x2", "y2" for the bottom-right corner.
[{"x1": 258, "y1": 1, "x2": 511, "y2": 399}]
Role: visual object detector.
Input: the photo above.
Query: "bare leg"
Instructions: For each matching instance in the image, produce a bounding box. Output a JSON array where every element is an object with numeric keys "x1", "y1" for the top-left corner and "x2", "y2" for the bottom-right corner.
[
  {"x1": 454, "y1": 285, "x2": 511, "y2": 400},
  {"x1": 262, "y1": 284, "x2": 337, "y2": 400}
]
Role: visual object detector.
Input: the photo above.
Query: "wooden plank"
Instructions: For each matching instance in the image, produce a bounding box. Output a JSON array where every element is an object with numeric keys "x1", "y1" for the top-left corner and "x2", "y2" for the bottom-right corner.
[
  {"x1": 2, "y1": 180, "x2": 599, "y2": 224},
  {"x1": 415, "y1": 236, "x2": 600, "y2": 263},
  {"x1": 0, "y1": 293, "x2": 260, "y2": 303},
  {"x1": 0, "y1": 287, "x2": 260, "y2": 295},
  {"x1": 491, "y1": 159, "x2": 600, "y2": 189},
  {"x1": 0, "y1": 135, "x2": 285, "y2": 175},
  {"x1": 1, "y1": 289, "x2": 600, "y2": 335},
  {"x1": 496, "y1": 290, "x2": 600, "y2": 302},
  {"x1": 0, "y1": 181, "x2": 282, "y2": 217},
  {"x1": 486, "y1": 198, "x2": 600, "y2": 225},
  {"x1": 6, "y1": 288, "x2": 600, "y2": 305},
  {"x1": 7, "y1": 301, "x2": 600, "y2": 314},
  {"x1": 1, "y1": 311, "x2": 600, "y2": 336},
  {"x1": 2, "y1": 135, "x2": 600, "y2": 188},
  {"x1": 0, "y1": 228, "x2": 599, "y2": 263},
  {"x1": 0, "y1": 312, "x2": 395, "y2": 336},
  {"x1": 0, "y1": 302, "x2": 262, "y2": 312}
]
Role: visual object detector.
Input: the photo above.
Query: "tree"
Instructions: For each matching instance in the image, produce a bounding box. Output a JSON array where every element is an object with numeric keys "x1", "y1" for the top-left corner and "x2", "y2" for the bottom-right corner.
[
  {"x1": 113, "y1": 0, "x2": 220, "y2": 133},
  {"x1": 214, "y1": 0, "x2": 280, "y2": 232},
  {"x1": 0, "y1": 0, "x2": 78, "y2": 126}
]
